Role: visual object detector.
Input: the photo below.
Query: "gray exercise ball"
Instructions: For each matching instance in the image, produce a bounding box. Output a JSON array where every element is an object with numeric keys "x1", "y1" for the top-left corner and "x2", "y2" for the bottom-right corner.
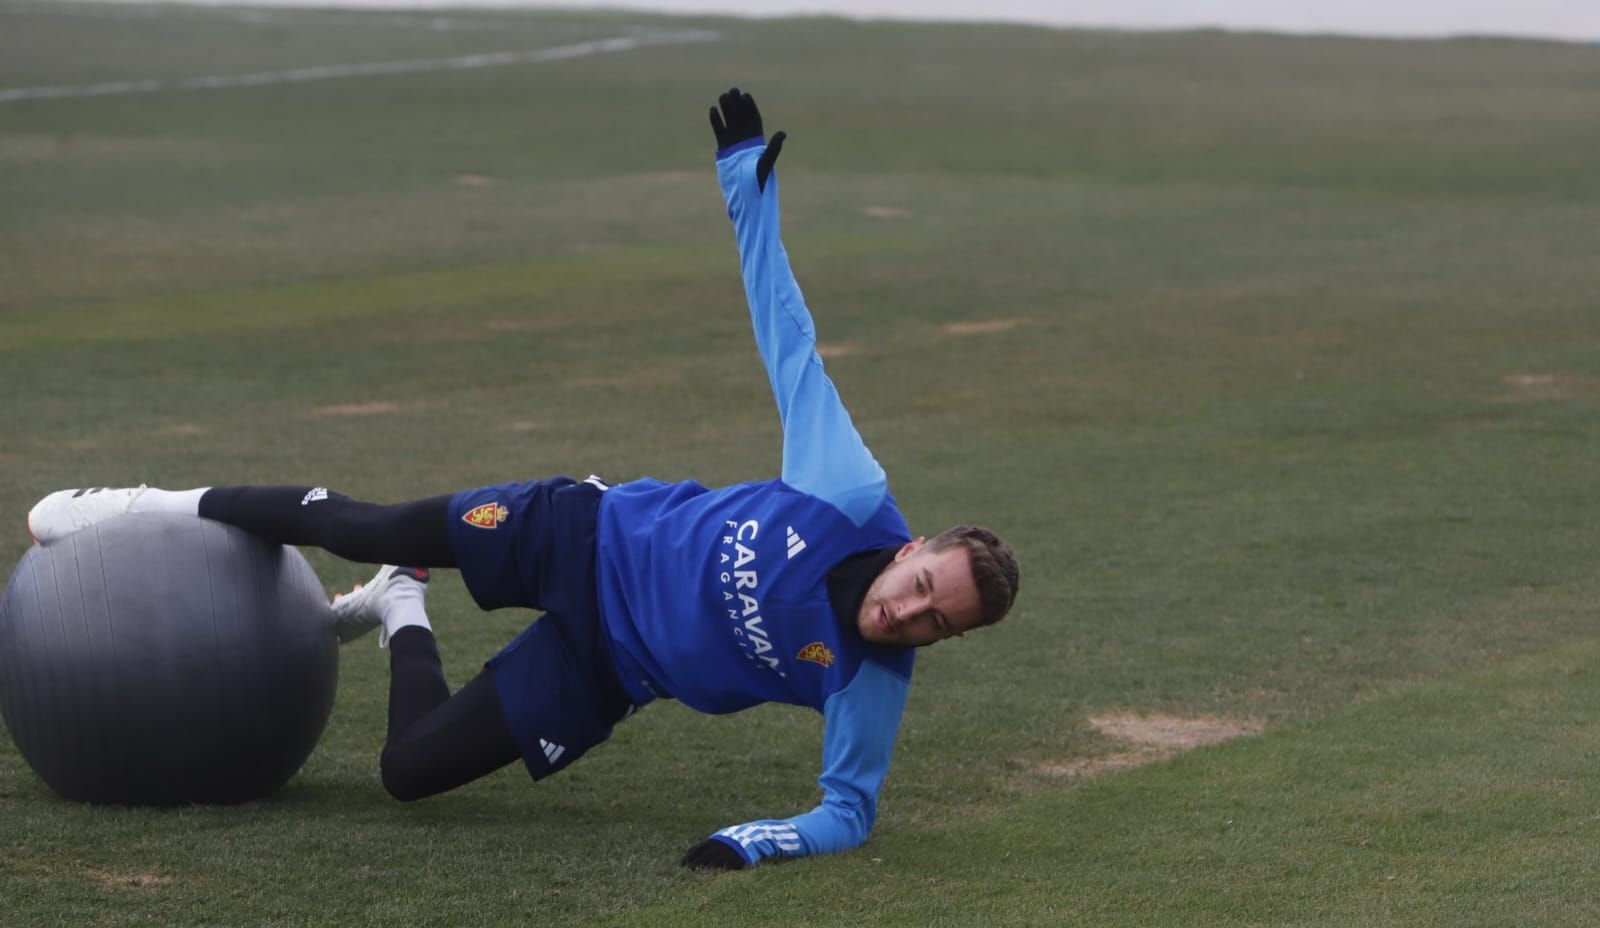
[{"x1": 0, "y1": 513, "x2": 338, "y2": 804}]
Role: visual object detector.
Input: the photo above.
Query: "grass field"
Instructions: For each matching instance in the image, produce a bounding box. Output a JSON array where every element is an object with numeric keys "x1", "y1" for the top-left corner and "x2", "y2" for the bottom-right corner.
[{"x1": 4, "y1": 2, "x2": 1600, "y2": 925}]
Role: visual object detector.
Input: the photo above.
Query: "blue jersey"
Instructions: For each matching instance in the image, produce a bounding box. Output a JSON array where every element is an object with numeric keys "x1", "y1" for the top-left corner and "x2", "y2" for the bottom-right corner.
[
  {"x1": 598, "y1": 479, "x2": 912, "y2": 713},
  {"x1": 593, "y1": 138, "x2": 914, "y2": 865}
]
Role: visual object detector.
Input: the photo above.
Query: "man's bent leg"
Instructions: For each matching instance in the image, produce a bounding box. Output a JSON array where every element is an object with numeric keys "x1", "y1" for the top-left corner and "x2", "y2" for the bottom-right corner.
[
  {"x1": 379, "y1": 627, "x2": 520, "y2": 801},
  {"x1": 199, "y1": 486, "x2": 457, "y2": 567}
]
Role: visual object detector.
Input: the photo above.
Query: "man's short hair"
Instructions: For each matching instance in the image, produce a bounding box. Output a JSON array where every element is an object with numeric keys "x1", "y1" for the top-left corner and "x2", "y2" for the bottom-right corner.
[{"x1": 925, "y1": 524, "x2": 1019, "y2": 627}]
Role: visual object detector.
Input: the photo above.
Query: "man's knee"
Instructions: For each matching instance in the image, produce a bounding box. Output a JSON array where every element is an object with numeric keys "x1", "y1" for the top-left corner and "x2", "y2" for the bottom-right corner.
[{"x1": 379, "y1": 745, "x2": 438, "y2": 802}]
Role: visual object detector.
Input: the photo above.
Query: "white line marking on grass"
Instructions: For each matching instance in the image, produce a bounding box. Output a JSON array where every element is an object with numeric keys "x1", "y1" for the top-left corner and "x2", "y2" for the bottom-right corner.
[
  {"x1": 0, "y1": 29, "x2": 720, "y2": 104},
  {"x1": 4, "y1": 2, "x2": 627, "y2": 35}
]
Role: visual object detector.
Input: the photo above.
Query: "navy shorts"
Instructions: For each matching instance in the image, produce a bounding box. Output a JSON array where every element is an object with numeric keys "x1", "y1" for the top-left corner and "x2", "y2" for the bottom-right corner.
[{"x1": 447, "y1": 476, "x2": 633, "y2": 781}]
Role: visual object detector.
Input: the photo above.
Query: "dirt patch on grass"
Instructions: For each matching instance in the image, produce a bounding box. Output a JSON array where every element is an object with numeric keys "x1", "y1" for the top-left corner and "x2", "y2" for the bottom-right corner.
[
  {"x1": 1, "y1": 856, "x2": 175, "y2": 892},
  {"x1": 564, "y1": 364, "x2": 684, "y2": 389},
  {"x1": 1494, "y1": 372, "x2": 1600, "y2": 402},
  {"x1": 565, "y1": 374, "x2": 640, "y2": 389},
  {"x1": 308, "y1": 402, "x2": 403, "y2": 417},
  {"x1": 941, "y1": 318, "x2": 1023, "y2": 337},
  {"x1": 453, "y1": 174, "x2": 497, "y2": 188},
  {"x1": 83, "y1": 867, "x2": 173, "y2": 891},
  {"x1": 817, "y1": 341, "x2": 857, "y2": 359},
  {"x1": 1094, "y1": 712, "x2": 1264, "y2": 749},
  {"x1": 1035, "y1": 712, "x2": 1264, "y2": 780},
  {"x1": 415, "y1": 318, "x2": 559, "y2": 342},
  {"x1": 155, "y1": 423, "x2": 207, "y2": 437},
  {"x1": 484, "y1": 318, "x2": 558, "y2": 333},
  {"x1": 863, "y1": 206, "x2": 912, "y2": 219},
  {"x1": 1035, "y1": 751, "x2": 1152, "y2": 779}
]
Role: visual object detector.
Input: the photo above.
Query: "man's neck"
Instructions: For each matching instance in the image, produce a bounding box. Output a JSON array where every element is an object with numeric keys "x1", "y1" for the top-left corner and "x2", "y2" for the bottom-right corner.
[{"x1": 826, "y1": 546, "x2": 898, "y2": 630}]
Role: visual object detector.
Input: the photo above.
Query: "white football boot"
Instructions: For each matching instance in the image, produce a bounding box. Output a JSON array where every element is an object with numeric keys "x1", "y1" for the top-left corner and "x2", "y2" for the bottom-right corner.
[
  {"x1": 330, "y1": 564, "x2": 430, "y2": 645},
  {"x1": 27, "y1": 485, "x2": 149, "y2": 544}
]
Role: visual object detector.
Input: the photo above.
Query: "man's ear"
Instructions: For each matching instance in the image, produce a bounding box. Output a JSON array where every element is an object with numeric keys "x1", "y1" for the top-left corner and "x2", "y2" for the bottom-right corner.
[{"x1": 895, "y1": 537, "x2": 926, "y2": 561}]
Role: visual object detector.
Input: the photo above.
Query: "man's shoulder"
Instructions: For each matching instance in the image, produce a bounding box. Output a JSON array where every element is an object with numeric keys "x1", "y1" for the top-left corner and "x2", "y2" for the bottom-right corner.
[
  {"x1": 823, "y1": 645, "x2": 915, "y2": 714},
  {"x1": 767, "y1": 481, "x2": 909, "y2": 536}
]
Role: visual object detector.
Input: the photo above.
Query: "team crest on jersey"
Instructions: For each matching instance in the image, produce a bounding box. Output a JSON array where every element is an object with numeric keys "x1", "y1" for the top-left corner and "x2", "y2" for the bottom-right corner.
[
  {"x1": 461, "y1": 502, "x2": 510, "y2": 529},
  {"x1": 796, "y1": 642, "x2": 836, "y2": 668}
]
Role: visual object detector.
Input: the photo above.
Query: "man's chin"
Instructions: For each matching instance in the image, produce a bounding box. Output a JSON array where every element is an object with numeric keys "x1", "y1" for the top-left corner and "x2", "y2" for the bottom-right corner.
[
  {"x1": 857, "y1": 622, "x2": 889, "y2": 647},
  {"x1": 859, "y1": 627, "x2": 912, "y2": 649}
]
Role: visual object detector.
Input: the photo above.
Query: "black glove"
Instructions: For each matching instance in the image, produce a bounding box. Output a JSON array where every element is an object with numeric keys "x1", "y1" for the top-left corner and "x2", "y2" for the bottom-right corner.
[
  {"x1": 681, "y1": 837, "x2": 748, "y2": 871},
  {"x1": 708, "y1": 86, "x2": 786, "y2": 192}
]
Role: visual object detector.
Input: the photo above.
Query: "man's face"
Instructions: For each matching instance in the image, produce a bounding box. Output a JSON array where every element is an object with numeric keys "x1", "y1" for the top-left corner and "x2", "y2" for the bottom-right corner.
[{"x1": 856, "y1": 538, "x2": 984, "y2": 647}]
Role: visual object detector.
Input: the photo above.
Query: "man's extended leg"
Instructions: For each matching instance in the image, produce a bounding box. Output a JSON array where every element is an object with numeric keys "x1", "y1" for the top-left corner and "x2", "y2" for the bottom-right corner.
[
  {"x1": 29, "y1": 485, "x2": 456, "y2": 567},
  {"x1": 200, "y1": 487, "x2": 456, "y2": 567}
]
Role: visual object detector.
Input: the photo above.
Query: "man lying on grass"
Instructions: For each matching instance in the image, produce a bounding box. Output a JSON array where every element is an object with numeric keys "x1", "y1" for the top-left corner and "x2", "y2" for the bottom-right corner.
[{"x1": 27, "y1": 88, "x2": 1020, "y2": 870}]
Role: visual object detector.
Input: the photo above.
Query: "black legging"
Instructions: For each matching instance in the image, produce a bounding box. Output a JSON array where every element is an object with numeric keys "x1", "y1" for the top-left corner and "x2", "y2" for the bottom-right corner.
[
  {"x1": 200, "y1": 485, "x2": 521, "y2": 800},
  {"x1": 199, "y1": 485, "x2": 458, "y2": 567},
  {"x1": 382, "y1": 629, "x2": 521, "y2": 800}
]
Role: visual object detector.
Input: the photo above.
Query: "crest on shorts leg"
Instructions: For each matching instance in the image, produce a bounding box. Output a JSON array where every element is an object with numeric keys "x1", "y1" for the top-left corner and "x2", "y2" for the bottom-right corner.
[{"x1": 462, "y1": 502, "x2": 510, "y2": 529}]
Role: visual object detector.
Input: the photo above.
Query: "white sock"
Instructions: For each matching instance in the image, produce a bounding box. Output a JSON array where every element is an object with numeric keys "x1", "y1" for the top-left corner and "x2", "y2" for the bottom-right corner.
[
  {"x1": 380, "y1": 579, "x2": 432, "y2": 642},
  {"x1": 130, "y1": 487, "x2": 210, "y2": 517}
]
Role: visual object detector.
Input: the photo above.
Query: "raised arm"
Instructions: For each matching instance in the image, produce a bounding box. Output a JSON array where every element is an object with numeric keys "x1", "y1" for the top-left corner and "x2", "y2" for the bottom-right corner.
[{"x1": 710, "y1": 88, "x2": 888, "y2": 527}]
